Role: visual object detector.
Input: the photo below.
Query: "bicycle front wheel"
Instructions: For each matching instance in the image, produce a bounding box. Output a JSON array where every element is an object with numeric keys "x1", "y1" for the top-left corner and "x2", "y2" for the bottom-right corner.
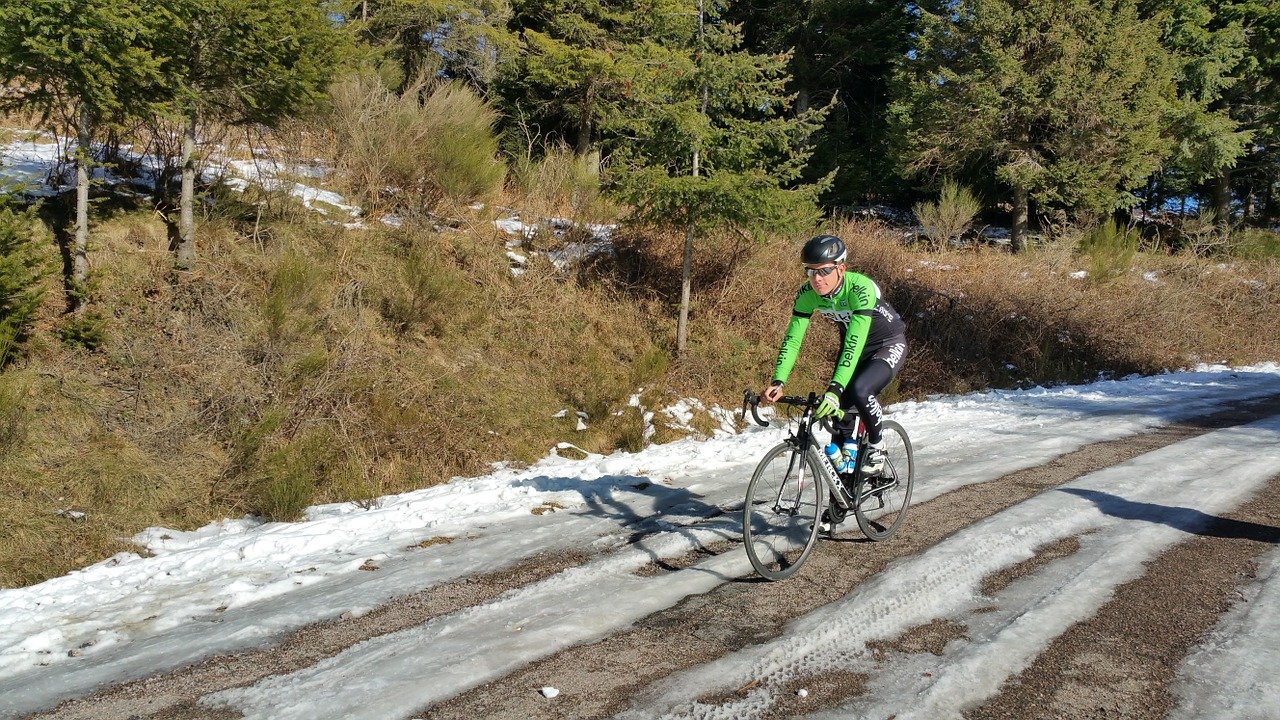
[
  {"x1": 742, "y1": 442, "x2": 826, "y2": 580},
  {"x1": 852, "y1": 420, "x2": 914, "y2": 541}
]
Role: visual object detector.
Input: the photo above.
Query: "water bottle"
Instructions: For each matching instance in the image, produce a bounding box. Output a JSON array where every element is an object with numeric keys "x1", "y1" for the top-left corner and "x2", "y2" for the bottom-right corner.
[
  {"x1": 824, "y1": 442, "x2": 843, "y2": 472},
  {"x1": 842, "y1": 441, "x2": 859, "y2": 472}
]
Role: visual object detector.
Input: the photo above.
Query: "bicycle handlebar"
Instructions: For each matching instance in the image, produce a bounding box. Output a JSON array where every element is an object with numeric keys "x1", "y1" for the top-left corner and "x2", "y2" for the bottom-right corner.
[{"x1": 741, "y1": 388, "x2": 844, "y2": 427}]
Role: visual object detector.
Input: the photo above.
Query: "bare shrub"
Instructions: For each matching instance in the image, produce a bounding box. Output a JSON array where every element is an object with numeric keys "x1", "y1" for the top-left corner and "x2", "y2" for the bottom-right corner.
[
  {"x1": 913, "y1": 179, "x2": 981, "y2": 249},
  {"x1": 328, "y1": 74, "x2": 506, "y2": 218},
  {"x1": 1177, "y1": 210, "x2": 1228, "y2": 257},
  {"x1": 506, "y1": 137, "x2": 618, "y2": 235}
]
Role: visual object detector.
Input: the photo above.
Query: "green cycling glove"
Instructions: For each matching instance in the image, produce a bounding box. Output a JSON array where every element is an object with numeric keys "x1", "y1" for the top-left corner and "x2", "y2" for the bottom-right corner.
[{"x1": 814, "y1": 391, "x2": 842, "y2": 419}]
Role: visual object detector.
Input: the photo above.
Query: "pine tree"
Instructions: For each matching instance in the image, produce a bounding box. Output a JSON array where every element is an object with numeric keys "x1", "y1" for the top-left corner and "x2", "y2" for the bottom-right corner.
[
  {"x1": 613, "y1": 0, "x2": 826, "y2": 355},
  {"x1": 360, "y1": 0, "x2": 516, "y2": 96},
  {"x1": 0, "y1": 0, "x2": 167, "y2": 301},
  {"x1": 0, "y1": 200, "x2": 50, "y2": 369},
  {"x1": 728, "y1": 0, "x2": 914, "y2": 205},
  {"x1": 1212, "y1": 1, "x2": 1280, "y2": 227},
  {"x1": 1140, "y1": 0, "x2": 1251, "y2": 228},
  {"x1": 154, "y1": 0, "x2": 345, "y2": 268},
  {"x1": 502, "y1": 0, "x2": 693, "y2": 158},
  {"x1": 893, "y1": 0, "x2": 1180, "y2": 251}
]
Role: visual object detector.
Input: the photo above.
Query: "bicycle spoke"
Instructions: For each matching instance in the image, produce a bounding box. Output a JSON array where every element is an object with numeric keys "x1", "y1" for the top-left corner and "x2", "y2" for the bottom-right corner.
[
  {"x1": 852, "y1": 421, "x2": 914, "y2": 541},
  {"x1": 742, "y1": 444, "x2": 824, "y2": 580}
]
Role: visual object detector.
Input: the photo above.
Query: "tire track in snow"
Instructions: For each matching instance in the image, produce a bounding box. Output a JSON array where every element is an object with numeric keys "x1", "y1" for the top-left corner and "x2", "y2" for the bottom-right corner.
[
  {"x1": 415, "y1": 408, "x2": 1273, "y2": 720},
  {"x1": 16, "y1": 392, "x2": 1280, "y2": 720},
  {"x1": 618, "y1": 414, "x2": 1280, "y2": 720},
  {"x1": 969, "y1": 473, "x2": 1280, "y2": 720},
  {"x1": 25, "y1": 552, "x2": 591, "y2": 720}
]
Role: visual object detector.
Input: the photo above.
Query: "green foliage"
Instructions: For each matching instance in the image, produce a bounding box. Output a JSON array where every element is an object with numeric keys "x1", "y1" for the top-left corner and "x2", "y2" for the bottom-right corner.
[
  {"x1": 1078, "y1": 220, "x2": 1140, "y2": 283},
  {"x1": 57, "y1": 311, "x2": 108, "y2": 351},
  {"x1": 0, "y1": 201, "x2": 50, "y2": 368},
  {"x1": 262, "y1": 250, "x2": 327, "y2": 353},
  {"x1": 158, "y1": 0, "x2": 345, "y2": 125},
  {"x1": 612, "y1": 2, "x2": 827, "y2": 240},
  {"x1": 360, "y1": 0, "x2": 515, "y2": 94},
  {"x1": 501, "y1": 0, "x2": 693, "y2": 156},
  {"x1": 1230, "y1": 228, "x2": 1280, "y2": 260},
  {"x1": 913, "y1": 180, "x2": 982, "y2": 249},
  {"x1": 251, "y1": 429, "x2": 333, "y2": 521},
  {"x1": 329, "y1": 74, "x2": 506, "y2": 217},
  {"x1": 378, "y1": 236, "x2": 475, "y2": 338},
  {"x1": 895, "y1": 0, "x2": 1180, "y2": 225},
  {"x1": 0, "y1": 0, "x2": 168, "y2": 128},
  {"x1": 727, "y1": 0, "x2": 915, "y2": 204},
  {"x1": 0, "y1": 377, "x2": 27, "y2": 457},
  {"x1": 1145, "y1": 0, "x2": 1251, "y2": 183}
]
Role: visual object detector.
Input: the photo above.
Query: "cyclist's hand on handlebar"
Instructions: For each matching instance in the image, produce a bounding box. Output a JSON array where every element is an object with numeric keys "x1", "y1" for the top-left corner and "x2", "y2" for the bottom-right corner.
[
  {"x1": 814, "y1": 391, "x2": 842, "y2": 418},
  {"x1": 762, "y1": 381, "x2": 784, "y2": 403}
]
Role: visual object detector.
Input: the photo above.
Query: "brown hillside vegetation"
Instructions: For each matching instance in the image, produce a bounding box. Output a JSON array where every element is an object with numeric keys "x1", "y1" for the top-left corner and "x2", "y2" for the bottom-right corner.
[{"x1": 1, "y1": 209, "x2": 1277, "y2": 588}]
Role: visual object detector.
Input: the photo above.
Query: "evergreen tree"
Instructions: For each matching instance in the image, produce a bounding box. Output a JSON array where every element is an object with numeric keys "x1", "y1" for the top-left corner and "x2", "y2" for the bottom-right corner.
[
  {"x1": 729, "y1": 0, "x2": 914, "y2": 205},
  {"x1": 613, "y1": 0, "x2": 826, "y2": 355},
  {"x1": 360, "y1": 0, "x2": 516, "y2": 96},
  {"x1": 502, "y1": 0, "x2": 694, "y2": 158},
  {"x1": 1140, "y1": 0, "x2": 1251, "y2": 227},
  {"x1": 893, "y1": 0, "x2": 1180, "y2": 251},
  {"x1": 0, "y1": 0, "x2": 167, "y2": 300},
  {"x1": 1213, "y1": 1, "x2": 1280, "y2": 226},
  {"x1": 155, "y1": 0, "x2": 345, "y2": 268},
  {"x1": 0, "y1": 200, "x2": 50, "y2": 369}
]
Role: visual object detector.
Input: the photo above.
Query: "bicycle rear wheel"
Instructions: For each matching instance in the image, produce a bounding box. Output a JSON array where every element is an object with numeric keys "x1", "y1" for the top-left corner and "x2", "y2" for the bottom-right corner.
[
  {"x1": 852, "y1": 420, "x2": 914, "y2": 541},
  {"x1": 742, "y1": 442, "x2": 826, "y2": 580}
]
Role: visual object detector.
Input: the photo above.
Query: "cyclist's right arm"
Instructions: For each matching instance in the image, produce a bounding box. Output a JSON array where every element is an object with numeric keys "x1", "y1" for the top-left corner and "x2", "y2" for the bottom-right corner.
[{"x1": 766, "y1": 286, "x2": 819, "y2": 400}]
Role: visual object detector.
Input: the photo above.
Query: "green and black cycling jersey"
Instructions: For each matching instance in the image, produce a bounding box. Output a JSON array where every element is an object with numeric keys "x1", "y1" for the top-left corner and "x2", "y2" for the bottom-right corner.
[{"x1": 772, "y1": 271, "x2": 906, "y2": 393}]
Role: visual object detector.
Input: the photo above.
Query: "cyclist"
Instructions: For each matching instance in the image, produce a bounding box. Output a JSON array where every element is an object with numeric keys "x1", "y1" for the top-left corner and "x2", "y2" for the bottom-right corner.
[{"x1": 760, "y1": 234, "x2": 908, "y2": 476}]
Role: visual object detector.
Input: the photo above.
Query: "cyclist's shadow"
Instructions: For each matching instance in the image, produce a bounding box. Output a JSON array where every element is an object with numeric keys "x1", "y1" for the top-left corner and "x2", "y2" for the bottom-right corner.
[{"x1": 514, "y1": 475, "x2": 740, "y2": 567}]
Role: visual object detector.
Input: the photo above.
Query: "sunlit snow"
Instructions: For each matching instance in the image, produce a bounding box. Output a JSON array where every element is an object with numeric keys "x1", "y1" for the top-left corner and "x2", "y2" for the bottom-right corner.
[{"x1": 0, "y1": 365, "x2": 1278, "y2": 718}]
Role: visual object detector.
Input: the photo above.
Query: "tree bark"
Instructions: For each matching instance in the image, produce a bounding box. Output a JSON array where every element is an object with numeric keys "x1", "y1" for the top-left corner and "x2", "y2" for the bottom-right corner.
[
  {"x1": 73, "y1": 110, "x2": 91, "y2": 294},
  {"x1": 575, "y1": 82, "x2": 595, "y2": 157},
  {"x1": 1264, "y1": 173, "x2": 1275, "y2": 226},
  {"x1": 1213, "y1": 171, "x2": 1231, "y2": 231},
  {"x1": 677, "y1": 217, "x2": 693, "y2": 357},
  {"x1": 176, "y1": 110, "x2": 198, "y2": 269},
  {"x1": 1011, "y1": 183, "x2": 1028, "y2": 253}
]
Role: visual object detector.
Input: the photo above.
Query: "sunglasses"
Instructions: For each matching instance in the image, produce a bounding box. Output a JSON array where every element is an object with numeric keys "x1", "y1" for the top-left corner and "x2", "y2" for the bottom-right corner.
[{"x1": 804, "y1": 265, "x2": 839, "y2": 278}]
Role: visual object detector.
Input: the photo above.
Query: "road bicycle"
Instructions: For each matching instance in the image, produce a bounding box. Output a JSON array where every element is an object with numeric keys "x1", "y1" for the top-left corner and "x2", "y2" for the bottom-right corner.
[{"x1": 740, "y1": 390, "x2": 915, "y2": 580}]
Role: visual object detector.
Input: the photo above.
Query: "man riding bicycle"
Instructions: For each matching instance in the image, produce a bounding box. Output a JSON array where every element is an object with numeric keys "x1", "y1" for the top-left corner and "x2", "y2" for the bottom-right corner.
[{"x1": 760, "y1": 234, "x2": 908, "y2": 476}]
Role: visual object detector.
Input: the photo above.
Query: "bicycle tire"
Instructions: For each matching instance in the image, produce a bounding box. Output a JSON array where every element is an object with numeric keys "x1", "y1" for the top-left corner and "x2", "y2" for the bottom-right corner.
[
  {"x1": 742, "y1": 442, "x2": 826, "y2": 580},
  {"x1": 852, "y1": 420, "x2": 914, "y2": 541}
]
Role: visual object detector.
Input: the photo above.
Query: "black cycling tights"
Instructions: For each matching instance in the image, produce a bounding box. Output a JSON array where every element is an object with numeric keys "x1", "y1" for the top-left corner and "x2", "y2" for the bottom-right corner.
[{"x1": 834, "y1": 358, "x2": 896, "y2": 445}]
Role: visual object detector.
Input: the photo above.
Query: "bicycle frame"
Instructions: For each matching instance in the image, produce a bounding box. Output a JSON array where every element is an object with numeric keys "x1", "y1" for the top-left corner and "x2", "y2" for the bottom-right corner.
[{"x1": 744, "y1": 390, "x2": 860, "y2": 512}]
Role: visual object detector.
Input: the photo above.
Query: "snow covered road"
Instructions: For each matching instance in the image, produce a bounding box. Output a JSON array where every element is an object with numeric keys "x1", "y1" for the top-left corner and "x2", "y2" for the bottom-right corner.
[{"x1": 4, "y1": 365, "x2": 1280, "y2": 719}]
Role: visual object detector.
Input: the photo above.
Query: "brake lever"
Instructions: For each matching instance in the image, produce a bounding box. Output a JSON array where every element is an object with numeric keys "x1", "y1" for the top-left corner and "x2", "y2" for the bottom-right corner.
[{"x1": 741, "y1": 389, "x2": 769, "y2": 427}]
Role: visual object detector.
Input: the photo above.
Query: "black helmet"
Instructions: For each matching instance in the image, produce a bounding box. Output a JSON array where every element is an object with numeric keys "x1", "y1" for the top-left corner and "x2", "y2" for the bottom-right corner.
[{"x1": 801, "y1": 235, "x2": 847, "y2": 265}]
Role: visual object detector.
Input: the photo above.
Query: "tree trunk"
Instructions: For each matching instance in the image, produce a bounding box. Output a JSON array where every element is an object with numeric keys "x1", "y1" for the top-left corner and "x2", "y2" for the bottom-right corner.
[
  {"x1": 1213, "y1": 171, "x2": 1231, "y2": 231},
  {"x1": 677, "y1": 217, "x2": 694, "y2": 357},
  {"x1": 1264, "y1": 174, "x2": 1275, "y2": 226},
  {"x1": 399, "y1": 26, "x2": 424, "y2": 95},
  {"x1": 575, "y1": 82, "x2": 595, "y2": 157},
  {"x1": 1011, "y1": 183, "x2": 1028, "y2": 254},
  {"x1": 72, "y1": 111, "x2": 91, "y2": 294},
  {"x1": 176, "y1": 110, "x2": 198, "y2": 269}
]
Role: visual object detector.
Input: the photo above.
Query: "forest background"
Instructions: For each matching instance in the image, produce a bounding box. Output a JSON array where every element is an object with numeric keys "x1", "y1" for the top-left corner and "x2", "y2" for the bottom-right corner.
[{"x1": 0, "y1": 0, "x2": 1278, "y2": 587}]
